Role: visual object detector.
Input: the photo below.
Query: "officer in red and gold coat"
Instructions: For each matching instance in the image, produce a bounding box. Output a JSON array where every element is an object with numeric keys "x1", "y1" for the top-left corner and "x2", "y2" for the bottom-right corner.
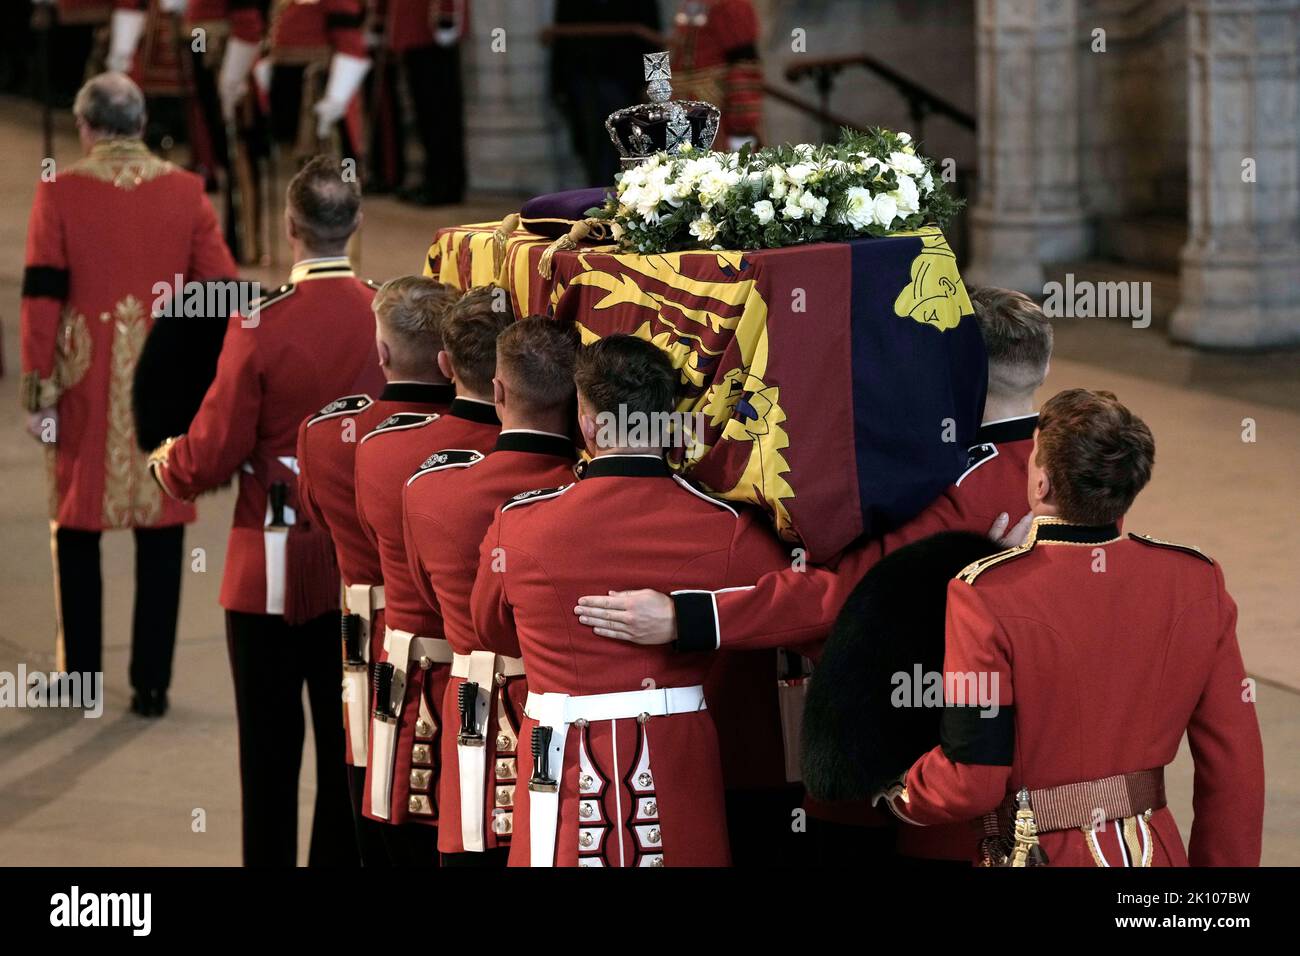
[
  {"x1": 219, "y1": 0, "x2": 370, "y2": 158},
  {"x1": 296, "y1": 275, "x2": 458, "y2": 865},
  {"x1": 882, "y1": 389, "x2": 1265, "y2": 867},
  {"x1": 404, "y1": 318, "x2": 579, "y2": 864},
  {"x1": 21, "y1": 73, "x2": 236, "y2": 716},
  {"x1": 574, "y1": 287, "x2": 1054, "y2": 864},
  {"x1": 354, "y1": 285, "x2": 506, "y2": 858},
  {"x1": 669, "y1": 0, "x2": 762, "y2": 148},
  {"x1": 471, "y1": 335, "x2": 790, "y2": 867},
  {"x1": 149, "y1": 156, "x2": 382, "y2": 866}
]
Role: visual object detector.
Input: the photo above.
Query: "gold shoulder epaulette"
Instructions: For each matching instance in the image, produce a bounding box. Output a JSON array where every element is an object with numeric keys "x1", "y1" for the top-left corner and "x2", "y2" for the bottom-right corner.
[
  {"x1": 1128, "y1": 533, "x2": 1214, "y2": 564},
  {"x1": 957, "y1": 543, "x2": 1034, "y2": 585}
]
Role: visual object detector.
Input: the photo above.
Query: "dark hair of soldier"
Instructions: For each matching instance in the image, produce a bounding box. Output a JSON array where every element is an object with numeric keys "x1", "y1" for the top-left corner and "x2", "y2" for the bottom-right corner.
[
  {"x1": 373, "y1": 276, "x2": 459, "y2": 377},
  {"x1": 441, "y1": 285, "x2": 517, "y2": 394},
  {"x1": 496, "y1": 317, "x2": 581, "y2": 411},
  {"x1": 286, "y1": 155, "x2": 361, "y2": 254},
  {"x1": 574, "y1": 334, "x2": 677, "y2": 420},
  {"x1": 968, "y1": 285, "x2": 1054, "y2": 396},
  {"x1": 1035, "y1": 388, "x2": 1155, "y2": 526}
]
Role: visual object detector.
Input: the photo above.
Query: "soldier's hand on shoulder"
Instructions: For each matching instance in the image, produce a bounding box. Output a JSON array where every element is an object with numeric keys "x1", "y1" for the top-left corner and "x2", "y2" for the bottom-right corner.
[
  {"x1": 575, "y1": 590, "x2": 676, "y2": 645},
  {"x1": 988, "y1": 511, "x2": 1033, "y2": 548}
]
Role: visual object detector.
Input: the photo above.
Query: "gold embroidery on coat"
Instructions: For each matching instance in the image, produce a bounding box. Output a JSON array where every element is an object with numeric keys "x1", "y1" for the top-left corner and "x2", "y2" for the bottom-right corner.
[
  {"x1": 54, "y1": 308, "x2": 93, "y2": 394},
  {"x1": 101, "y1": 296, "x2": 161, "y2": 527},
  {"x1": 68, "y1": 139, "x2": 174, "y2": 191}
]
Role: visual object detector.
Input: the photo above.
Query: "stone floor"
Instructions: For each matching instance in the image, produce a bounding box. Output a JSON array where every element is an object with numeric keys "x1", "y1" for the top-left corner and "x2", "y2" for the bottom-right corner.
[{"x1": 0, "y1": 99, "x2": 1295, "y2": 865}]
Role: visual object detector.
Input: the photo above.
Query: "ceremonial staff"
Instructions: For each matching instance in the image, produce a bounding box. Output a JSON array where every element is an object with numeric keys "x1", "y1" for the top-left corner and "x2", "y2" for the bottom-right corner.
[{"x1": 31, "y1": 0, "x2": 55, "y2": 164}]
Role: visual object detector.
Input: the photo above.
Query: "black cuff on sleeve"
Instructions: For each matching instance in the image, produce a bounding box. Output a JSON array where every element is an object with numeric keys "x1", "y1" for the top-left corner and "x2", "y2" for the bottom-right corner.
[
  {"x1": 724, "y1": 43, "x2": 760, "y2": 64},
  {"x1": 939, "y1": 704, "x2": 1015, "y2": 766},
  {"x1": 671, "y1": 591, "x2": 718, "y2": 653},
  {"x1": 325, "y1": 12, "x2": 366, "y2": 30},
  {"x1": 22, "y1": 265, "x2": 69, "y2": 301}
]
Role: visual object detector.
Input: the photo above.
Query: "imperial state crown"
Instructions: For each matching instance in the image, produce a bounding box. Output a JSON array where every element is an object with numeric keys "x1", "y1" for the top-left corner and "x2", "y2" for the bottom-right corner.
[{"x1": 604, "y1": 52, "x2": 721, "y2": 166}]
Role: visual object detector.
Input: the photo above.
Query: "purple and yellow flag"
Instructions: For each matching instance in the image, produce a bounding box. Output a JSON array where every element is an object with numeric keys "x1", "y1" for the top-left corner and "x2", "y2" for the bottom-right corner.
[{"x1": 425, "y1": 225, "x2": 986, "y2": 561}]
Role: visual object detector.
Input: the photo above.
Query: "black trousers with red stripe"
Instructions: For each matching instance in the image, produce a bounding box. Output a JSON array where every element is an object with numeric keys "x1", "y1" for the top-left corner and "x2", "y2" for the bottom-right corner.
[
  {"x1": 55, "y1": 524, "x2": 184, "y2": 693},
  {"x1": 225, "y1": 610, "x2": 358, "y2": 868}
]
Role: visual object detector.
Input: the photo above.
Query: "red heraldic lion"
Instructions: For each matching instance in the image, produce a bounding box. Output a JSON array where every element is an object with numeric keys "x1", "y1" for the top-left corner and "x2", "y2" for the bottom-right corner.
[
  {"x1": 471, "y1": 455, "x2": 790, "y2": 867},
  {"x1": 355, "y1": 398, "x2": 500, "y2": 828},
  {"x1": 403, "y1": 429, "x2": 577, "y2": 856}
]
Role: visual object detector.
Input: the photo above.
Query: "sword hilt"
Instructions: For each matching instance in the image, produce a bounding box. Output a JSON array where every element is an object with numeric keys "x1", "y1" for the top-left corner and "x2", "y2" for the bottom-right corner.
[
  {"x1": 341, "y1": 613, "x2": 363, "y2": 664},
  {"x1": 372, "y1": 662, "x2": 395, "y2": 720}
]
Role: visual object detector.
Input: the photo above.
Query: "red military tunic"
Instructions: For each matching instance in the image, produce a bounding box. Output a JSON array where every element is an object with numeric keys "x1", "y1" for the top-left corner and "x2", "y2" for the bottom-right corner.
[
  {"x1": 471, "y1": 454, "x2": 789, "y2": 867},
  {"x1": 355, "y1": 398, "x2": 500, "y2": 826},
  {"x1": 231, "y1": 0, "x2": 368, "y2": 59},
  {"x1": 296, "y1": 380, "x2": 455, "y2": 766},
  {"x1": 669, "y1": 0, "x2": 762, "y2": 142},
  {"x1": 149, "y1": 257, "x2": 384, "y2": 613},
  {"x1": 892, "y1": 517, "x2": 1265, "y2": 867},
  {"x1": 403, "y1": 429, "x2": 577, "y2": 855},
  {"x1": 21, "y1": 139, "x2": 236, "y2": 532}
]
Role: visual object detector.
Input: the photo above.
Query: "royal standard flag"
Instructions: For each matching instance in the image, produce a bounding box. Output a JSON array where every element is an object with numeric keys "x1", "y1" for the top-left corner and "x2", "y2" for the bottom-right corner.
[{"x1": 426, "y1": 225, "x2": 986, "y2": 561}]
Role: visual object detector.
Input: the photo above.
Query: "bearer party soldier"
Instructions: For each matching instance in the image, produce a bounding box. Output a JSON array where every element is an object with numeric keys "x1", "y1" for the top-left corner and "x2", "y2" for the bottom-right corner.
[
  {"x1": 882, "y1": 389, "x2": 1265, "y2": 867},
  {"x1": 470, "y1": 335, "x2": 792, "y2": 867},
  {"x1": 149, "y1": 156, "x2": 381, "y2": 866},
  {"x1": 404, "y1": 317, "x2": 580, "y2": 865},
  {"x1": 354, "y1": 285, "x2": 509, "y2": 856},
  {"x1": 574, "y1": 286, "x2": 1055, "y2": 864},
  {"x1": 296, "y1": 274, "x2": 460, "y2": 865}
]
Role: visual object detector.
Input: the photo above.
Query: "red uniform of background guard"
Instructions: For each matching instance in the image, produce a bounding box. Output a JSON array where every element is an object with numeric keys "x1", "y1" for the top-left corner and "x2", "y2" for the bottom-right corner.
[
  {"x1": 471, "y1": 454, "x2": 789, "y2": 867},
  {"x1": 404, "y1": 429, "x2": 577, "y2": 856}
]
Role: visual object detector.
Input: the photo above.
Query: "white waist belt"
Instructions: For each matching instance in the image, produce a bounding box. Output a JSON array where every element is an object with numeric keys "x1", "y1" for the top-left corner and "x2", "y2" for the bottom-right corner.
[
  {"x1": 451, "y1": 651, "x2": 526, "y2": 680},
  {"x1": 523, "y1": 684, "x2": 705, "y2": 866},
  {"x1": 525, "y1": 685, "x2": 705, "y2": 726},
  {"x1": 343, "y1": 582, "x2": 385, "y2": 619}
]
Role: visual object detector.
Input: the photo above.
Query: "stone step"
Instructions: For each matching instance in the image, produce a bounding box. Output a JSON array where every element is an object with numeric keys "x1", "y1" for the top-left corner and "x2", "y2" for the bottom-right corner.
[
  {"x1": 1096, "y1": 215, "x2": 1188, "y2": 272},
  {"x1": 1041, "y1": 260, "x2": 1181, "y2": 329}
]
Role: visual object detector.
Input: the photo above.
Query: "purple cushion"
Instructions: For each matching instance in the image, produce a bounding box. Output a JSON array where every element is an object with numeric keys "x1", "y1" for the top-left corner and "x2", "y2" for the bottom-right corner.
[{"x1": 519, "y1": 187, "x2": 612, "y2": 238}]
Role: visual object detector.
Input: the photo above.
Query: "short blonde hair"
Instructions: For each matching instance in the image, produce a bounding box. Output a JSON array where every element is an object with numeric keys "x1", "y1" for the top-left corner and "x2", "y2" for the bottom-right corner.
[{"x1": 373, "y1": 276, "x2": 459, "y2": 375}]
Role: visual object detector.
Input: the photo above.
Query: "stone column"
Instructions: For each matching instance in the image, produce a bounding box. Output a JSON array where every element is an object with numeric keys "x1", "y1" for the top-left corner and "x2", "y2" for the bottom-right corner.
[
  {"x1": 462, "y1": 0, "x2": 576, "y2": 195},
  {"x1": 1172, "y1": 0, "x2": 1300, "y2": 347},
  {"x1": 965, "y1": 0, "x2": 1090, "y2": 293}
]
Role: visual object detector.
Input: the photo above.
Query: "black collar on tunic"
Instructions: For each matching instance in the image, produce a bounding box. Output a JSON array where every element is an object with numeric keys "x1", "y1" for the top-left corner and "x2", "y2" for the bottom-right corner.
[
  {"x1": 380, "y1": 381, "x2": 455, "y2": 405},
  {"x1": 449, "y1": 397, "x2": 501, "y2": 425},
  {"x1": 1033, "y1": 519, "x2": 1121, "y2": 545},
  {"x1": 494, "y1": 431, "x2": 575, "y2": 458},
  {"x1": 583, "y1": 454, "x2": 672, "y2": 479},
  {"x1": 976, "y1": 414, "x2": 1038, "y2": 446}
]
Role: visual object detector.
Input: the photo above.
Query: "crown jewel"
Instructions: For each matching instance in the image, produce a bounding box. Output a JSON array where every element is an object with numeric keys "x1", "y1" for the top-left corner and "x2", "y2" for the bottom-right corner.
[{"x1": 605, "y1": 52, "x2": 721, "y2": 167}]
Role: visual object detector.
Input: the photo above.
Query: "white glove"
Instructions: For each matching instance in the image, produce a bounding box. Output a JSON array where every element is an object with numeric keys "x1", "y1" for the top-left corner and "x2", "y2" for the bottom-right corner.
[
  {"x1": 218, "y1": 36, "x2": 260, "y2": 122},
  {"x1": 106, "y1": 8, "x2": 147, "y2": 74},
  {"x1": 313, "y1": 52, "x2": 370, "y2": 139},
  {"x1": 158, "y1": 0, "x2": 189, "y2": 13}
]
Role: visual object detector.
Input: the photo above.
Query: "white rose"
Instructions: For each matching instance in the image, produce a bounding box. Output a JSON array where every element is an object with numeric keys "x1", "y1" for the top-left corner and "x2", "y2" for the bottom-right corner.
[
  {"x1": 872, "y1": 192, "x2": 899, "y2": 229},
  {"x1": 842, "y1": 186, "x2": 874, "y2": 230},
  {"x1": 769, "y1": 166, "x2": 788, "y2": 199},
  {"x1": 891, "y1": 174, "x2": 920, "y2": 216},
  {"x1": 785, "y1": 162, "x2": 815, "y2": 186},
  {"x1": 781, "y1": 194, "x2": 806, "y2": 220},
  {"x1": 920, "y1": 170, "x2": 935, "y2": 194},
  {"x1": 689, "y1": 214, "x2": 718, "y2": 242},
  {"x1": 889, "y1": 150, "x2": 926, "y2": 177},
  {"x1": 798, "y1": 190, "x2": 828, "y2": 223},
  {"x1": 896, "y1": 131, "x2": 912, "y2": 144},
  {"x1": 752, "y1": 199, "x2": 775, "y2": 224}
]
